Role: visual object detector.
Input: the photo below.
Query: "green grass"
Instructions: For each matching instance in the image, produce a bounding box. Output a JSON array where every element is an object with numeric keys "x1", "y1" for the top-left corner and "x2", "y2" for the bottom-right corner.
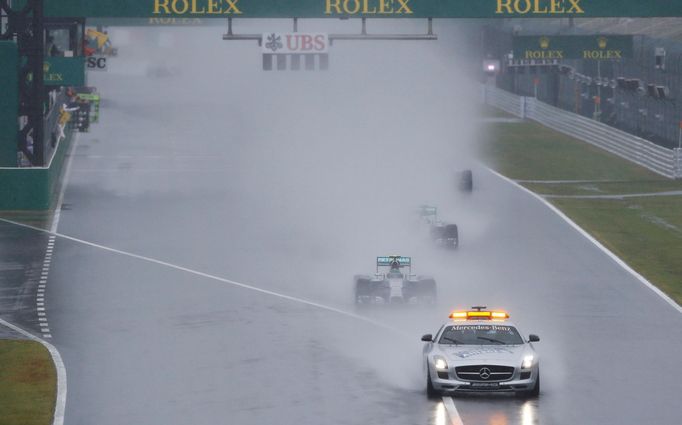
[
  {"x1": 480, "y1": 114, "x2": 682, "y2": 305},
  {"x1": 481, "y1": 121, "x2": 662, "y2": 181},
  {"x1": 479, "y1": 104, "x2": 517, "y2": 119},
  {"x1": 523, "y1": 180, "x2": 682, "y2": 197},
  {"x1": 553, "y1": 197, "x2": 682, "y2": 303},
  {"x1": 0, "y1": 340, "x2": 56, "y2": 425}
]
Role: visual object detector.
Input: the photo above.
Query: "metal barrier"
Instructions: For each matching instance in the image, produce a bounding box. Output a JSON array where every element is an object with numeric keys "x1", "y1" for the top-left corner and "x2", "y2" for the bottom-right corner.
[{"x1": 482, "y1": 84, "x2": 682, "y2": 179}]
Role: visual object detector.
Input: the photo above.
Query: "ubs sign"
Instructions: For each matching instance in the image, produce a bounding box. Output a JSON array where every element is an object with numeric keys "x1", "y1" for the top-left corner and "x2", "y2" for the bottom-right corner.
[
  {"x1": 261, "y1": 33, "x2": 328, "y2": 54},
  {"x1": 261, "y1": 33, "x2": 329, "y2": 71}
]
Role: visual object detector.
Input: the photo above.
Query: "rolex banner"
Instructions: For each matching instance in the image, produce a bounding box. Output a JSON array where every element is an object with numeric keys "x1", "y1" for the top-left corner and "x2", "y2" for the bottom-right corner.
[
  {"x1": 513, "y1": 35, "x2": 634, "y2": 61},
  {"x1": 33, "y1": 0, "x2": 682, "y2": 19}
]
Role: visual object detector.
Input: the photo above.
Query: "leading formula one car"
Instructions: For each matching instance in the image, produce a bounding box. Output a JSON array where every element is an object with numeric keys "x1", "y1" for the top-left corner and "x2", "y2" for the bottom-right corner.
[{"x1": 354, "y1": 256, "x2": 436, "y2": 306}]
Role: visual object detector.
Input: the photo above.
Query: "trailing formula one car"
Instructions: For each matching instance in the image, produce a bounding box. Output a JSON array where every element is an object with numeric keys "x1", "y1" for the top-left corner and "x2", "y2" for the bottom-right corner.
[
  {"x1": 417, "y1": 205, "x2": 439, "y2": 225},
  {"x1": 354, "y1": 256, "x2": 436, "y2": 306},
  {"x1": 416, "y1": 205, "x2": 459, "y2": 249},
  {"x1": 458, "y1": 169, "x2": 473, "y2": 193},
  {"x1": 430, "y1": 222, "x2": 459, "y2": 249}
]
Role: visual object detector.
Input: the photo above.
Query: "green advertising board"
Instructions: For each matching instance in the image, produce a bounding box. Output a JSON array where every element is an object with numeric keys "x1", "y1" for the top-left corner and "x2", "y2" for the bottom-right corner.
[
  {"x1": 35, "y1": 0, "x2": 682, "y2": 19},
  {"x1": 0, "y1": 42, "x2": 18, "y2": 167},
  {"x1": 43, "y1": 57, "x2": 86, "y2": 87},
  {"x1": 513, "y1": 35, "x2": 634, "y2": 60}
]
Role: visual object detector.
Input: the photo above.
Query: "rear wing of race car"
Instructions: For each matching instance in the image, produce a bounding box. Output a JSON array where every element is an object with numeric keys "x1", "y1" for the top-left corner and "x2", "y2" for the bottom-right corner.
[
  {"x1": 376, "y1": 256, "x2": 412, "y2": 273},
  {"x1": 417, "y1": 205, "x2": 438, "y2": 223},
  {"x1": 417, "y1": 205, "x2": 437, "y2": 217}
]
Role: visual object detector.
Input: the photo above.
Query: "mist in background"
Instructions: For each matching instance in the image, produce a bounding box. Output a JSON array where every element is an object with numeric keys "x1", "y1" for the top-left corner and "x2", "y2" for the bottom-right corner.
[{"x1": 83, "y1": 19, "x2": 491, "y2": 392}]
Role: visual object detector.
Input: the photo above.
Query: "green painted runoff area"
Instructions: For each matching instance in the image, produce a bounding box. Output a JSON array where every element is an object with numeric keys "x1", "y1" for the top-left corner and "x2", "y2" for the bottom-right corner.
[
  {"x1": 480, "y1": 107, "x2": 682, "y2": 305},
  {"x1": 0, "y1": 340, "x2": 57, "y2": 425},
  {"x1": 33, "y1": 0, "x2": 682, "y2": 19}
]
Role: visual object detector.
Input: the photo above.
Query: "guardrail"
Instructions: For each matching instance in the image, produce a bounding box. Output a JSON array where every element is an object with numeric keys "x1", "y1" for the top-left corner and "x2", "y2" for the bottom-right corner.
[{"x1": 482, "y1": 84, "x2": 682, "y2": 179}]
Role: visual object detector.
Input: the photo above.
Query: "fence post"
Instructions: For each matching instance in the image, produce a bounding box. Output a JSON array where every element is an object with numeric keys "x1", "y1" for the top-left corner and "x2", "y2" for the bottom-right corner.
[
  {"x1": 675, "y1": 148, "x2": 682, "y2": 179},
  {"x1": 520, "y1": 96, "x2": 526, "y2": 119}
]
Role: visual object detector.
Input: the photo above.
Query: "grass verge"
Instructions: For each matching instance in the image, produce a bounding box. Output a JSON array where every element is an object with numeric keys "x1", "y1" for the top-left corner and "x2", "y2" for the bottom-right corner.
[
  {"x1": 0, "y1": 340, "x2": 56, "y2": 425},
  {"x1": 480, "y1": 113, "x2": 682, "y2": 305}
]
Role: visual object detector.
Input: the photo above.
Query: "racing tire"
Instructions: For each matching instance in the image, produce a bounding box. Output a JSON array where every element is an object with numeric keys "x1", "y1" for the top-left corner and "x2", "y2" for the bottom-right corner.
[
  {"x1": 426, "y1": 368, "x2": 441, "y2": 399},
  {"x1": 354, "y1": 278, "x2": 371, "y2": 306},
  {"x1": 459, "y1": 170, "x2": 473, "y2": 193},
  {"x1": 417, "y1": 278, "x2": 437, "y2": 304},
  {"x1": 516, "y1": 372, "x2": 540, "y2": 398}
]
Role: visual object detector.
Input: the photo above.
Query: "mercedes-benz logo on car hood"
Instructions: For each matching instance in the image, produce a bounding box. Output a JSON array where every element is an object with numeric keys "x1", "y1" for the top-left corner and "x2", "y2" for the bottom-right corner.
[{"x1": 479, "y1": 367, "x2": 492, "y2": 379}]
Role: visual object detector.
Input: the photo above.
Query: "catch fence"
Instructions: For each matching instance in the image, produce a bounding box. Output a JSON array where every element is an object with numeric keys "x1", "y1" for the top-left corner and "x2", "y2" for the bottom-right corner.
[{"x1": 482, "y1": 84, "x2": 682, "y2": 179}]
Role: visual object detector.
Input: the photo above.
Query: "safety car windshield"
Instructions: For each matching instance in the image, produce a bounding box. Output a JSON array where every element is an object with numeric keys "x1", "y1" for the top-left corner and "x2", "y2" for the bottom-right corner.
[{"x1": 439, "y1": 324, "x2": 523, "y2": 345}]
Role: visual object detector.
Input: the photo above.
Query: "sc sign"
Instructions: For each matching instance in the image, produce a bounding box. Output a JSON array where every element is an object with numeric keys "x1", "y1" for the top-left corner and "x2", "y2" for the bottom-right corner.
[{"x1": 86, "y1": 56, "x2": 108, "y2": 71}]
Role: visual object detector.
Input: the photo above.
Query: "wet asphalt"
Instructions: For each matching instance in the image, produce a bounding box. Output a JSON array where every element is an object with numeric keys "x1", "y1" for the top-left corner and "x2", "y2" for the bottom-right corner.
[{"x1": 2, "y1": 25, "x2": 682, "y2": 425}]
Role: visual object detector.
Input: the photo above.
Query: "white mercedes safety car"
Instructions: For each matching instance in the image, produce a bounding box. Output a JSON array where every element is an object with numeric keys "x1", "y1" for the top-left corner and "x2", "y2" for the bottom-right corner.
[{"x1": 421, "y1": 307, "x2": 540, "y2": 398}]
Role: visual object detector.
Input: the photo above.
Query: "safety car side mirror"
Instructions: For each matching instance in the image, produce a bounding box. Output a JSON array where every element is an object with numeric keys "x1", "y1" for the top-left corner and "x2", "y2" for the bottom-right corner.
[
  {"x1": 528, "y1": 334, "x2": 540, "y2": 342},
  {"x1": 421, "y1": 334, "x2": 433, "y2": 342}
]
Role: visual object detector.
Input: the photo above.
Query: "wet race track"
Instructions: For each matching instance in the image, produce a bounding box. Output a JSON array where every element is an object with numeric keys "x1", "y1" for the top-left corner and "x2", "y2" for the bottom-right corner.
[{"x1": 3, "y1": 22, "x2": 682, "y2": 425}]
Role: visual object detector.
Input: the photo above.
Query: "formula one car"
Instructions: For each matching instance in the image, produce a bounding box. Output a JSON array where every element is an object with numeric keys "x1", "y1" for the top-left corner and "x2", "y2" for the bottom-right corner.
[
  {"x1": 417, "y1": 205, "x2": 439, "y2": 225},
  {"x1": 354, "y1": 256, "x2": 436, "y2": 306},
  {"x1": 430, "y1": 222, "x2": 459, "y2": 249},
  {"x1": 421, "y1": 307, "x2": 540, "y2": 398},
  {"x1": 458, "y1": 169, "x2": 473, "y2": 193},
  {"x1": 416, "y1": 206, "x2": 459, "y2": 249}
]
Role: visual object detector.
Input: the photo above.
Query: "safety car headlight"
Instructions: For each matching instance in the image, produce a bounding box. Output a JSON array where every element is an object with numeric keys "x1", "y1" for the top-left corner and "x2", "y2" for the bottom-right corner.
[
  {"x1": 434, "y1": 356, "x2": 448, "y2": 371},
  {"x1": 522, "y1": 355, "x2": 534, "y2": 369}
]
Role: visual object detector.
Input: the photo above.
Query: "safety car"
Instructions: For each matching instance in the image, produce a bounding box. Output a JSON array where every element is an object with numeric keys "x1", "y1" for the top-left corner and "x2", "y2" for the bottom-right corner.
[{"x1": 421, "y1": 307, "x2": 540, "y2": 398}]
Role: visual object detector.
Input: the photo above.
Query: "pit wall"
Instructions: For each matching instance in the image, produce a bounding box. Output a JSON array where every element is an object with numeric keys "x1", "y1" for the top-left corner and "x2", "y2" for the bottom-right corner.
[{"x1": 0, "y1": 129, "x2": 73, "y2": 211}]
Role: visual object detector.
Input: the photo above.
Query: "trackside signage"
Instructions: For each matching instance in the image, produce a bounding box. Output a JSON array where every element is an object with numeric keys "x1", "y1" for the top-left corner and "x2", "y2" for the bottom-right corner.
[
  {"x1": 513, "y1": 35, "x2": 634, "y2": 60},
  {"x1": 39, "y1": 0, "x2": 682, "y2": 19},
  {"x1": 262, "y1": 33, "x2": 328, "y2": 54}
]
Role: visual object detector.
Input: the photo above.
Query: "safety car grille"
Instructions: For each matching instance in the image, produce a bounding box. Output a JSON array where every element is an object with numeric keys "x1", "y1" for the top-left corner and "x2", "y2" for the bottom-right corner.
[{"x1": 455, "y1": 365, "x2": 515, "y2": 382}]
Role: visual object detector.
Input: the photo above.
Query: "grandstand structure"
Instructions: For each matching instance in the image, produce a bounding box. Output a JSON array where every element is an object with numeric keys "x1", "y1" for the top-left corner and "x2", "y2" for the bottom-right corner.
[{"x1": 487, "y1": 18, "x2": 682, "y2": 149}]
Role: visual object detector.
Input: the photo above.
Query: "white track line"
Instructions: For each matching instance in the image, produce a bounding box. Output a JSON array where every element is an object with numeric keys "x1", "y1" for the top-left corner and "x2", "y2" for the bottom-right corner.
[
  {"x1": 30, "y1": 133, "x2": 80, "y2": 425},
  {"x1": 38, "y1": 235, "x2": 56, "y2": 340},
  {"x1": 50, "y1": 133, "x2": 79, "y2": 234},
  {"x1": 442, "y1": 397, "x2": 464, "y2": 425},
  {"x1": 489, "y1": 168, "x2": 682, "y2": 314},
  {"x1": 0, "y1": 216, "x2": 400, "y2": 334}
]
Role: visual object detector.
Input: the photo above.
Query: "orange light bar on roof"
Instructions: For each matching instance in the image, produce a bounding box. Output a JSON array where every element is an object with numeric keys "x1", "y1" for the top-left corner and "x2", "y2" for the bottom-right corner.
[
  {"x1": 491, "y1": 311, "x2": 509, "y2": 319},
  {"x1": 449, "y1": 311, "x2": 467, "y2": 319},
  {"x1": 449, "y1": 310, "x2": 509, "y2": 320}
]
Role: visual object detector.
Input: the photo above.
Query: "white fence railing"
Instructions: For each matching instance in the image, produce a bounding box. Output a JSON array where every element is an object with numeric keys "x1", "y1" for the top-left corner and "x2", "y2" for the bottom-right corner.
[{"x1": 482, "y1": 85, "x2": 682, "y2": 179}]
